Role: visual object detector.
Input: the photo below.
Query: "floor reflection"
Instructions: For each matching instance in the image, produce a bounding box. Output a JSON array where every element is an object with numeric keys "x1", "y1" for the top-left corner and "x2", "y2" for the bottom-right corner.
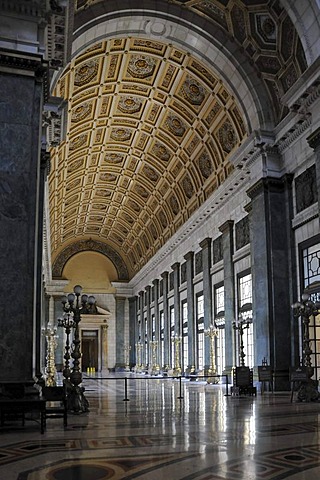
[{"x1": 1, "y1": 374, "x2": 320, "y2": 479}]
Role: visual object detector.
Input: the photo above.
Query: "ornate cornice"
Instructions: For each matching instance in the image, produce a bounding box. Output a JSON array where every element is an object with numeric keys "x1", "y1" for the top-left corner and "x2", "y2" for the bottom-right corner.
[
  {"x1": 277, "y1": 116, "x2": 312, "y2": 153},
  {"x1": 246, "y1": 174, "x2": 294, "y2": 200},
  {"x1": 0, "y1": 50, "x2": 49, "y2": 100},
  {"x1": 52, "y1": 239, "x2": 129, "y2": 280},
  {"x1": 0, "y1": 0, "x2": 46, "y2": 17}
]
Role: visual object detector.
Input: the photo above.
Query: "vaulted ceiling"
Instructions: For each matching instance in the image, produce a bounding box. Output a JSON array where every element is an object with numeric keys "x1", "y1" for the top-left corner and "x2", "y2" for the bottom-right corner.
[{"x1": 49, "y1": 0, "x2": 307, "y2": 281}]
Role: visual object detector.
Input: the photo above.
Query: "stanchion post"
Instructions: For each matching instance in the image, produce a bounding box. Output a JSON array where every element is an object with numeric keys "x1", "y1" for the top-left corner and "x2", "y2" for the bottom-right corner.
[
  {"x1": 224, "y1": 374, "x2": 230, "y2": 396},
  {"x1": 123, "y1": 376, "x2": 129, "y2": 402},
  {"x1": 177, "y1": 376, "x2": 184, "y2": 399}
]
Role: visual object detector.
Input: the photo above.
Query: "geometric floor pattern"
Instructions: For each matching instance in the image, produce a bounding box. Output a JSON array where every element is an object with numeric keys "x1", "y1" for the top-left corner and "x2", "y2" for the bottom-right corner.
[{"x1": 1, "y1": 374, "x2": 320, "y2": 479}]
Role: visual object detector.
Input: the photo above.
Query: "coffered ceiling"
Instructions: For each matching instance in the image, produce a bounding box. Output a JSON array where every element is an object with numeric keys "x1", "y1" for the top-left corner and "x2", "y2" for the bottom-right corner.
[
  {"x1": 49, "y1": 38, "x2": 246, "y2": 278},
  {"x1": 49, "y1": 0, "x2": 307, "y2": 280}
]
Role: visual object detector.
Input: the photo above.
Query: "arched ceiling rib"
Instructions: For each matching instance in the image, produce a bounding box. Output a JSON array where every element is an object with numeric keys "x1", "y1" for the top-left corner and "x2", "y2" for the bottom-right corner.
[{"x1": 49, "y1": 38, "x2": 247, "y2": 277}]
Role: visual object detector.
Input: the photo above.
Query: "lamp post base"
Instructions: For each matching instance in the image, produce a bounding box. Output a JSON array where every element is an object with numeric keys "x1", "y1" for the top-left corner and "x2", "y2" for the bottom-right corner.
[
  {"x1": 206, "y1": 368, "x2": 219, "y2": 384},
  {"x1": 296, "y1": 379, "x2": 319, "y2": 402},
  {"x1": 65, "y1": 380, "x2": 90, "y2": 413}
]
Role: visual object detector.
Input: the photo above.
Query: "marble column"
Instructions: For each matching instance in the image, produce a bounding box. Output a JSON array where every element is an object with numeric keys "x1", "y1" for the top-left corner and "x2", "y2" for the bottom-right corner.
[
  {"x1": 200, "y1": 238, "x2": 213, "y2": 371},
  {"x1": 101, "y1": 324, "x2": 109, "y2": 373},
  {"x1": 129, "y1": 296, "x2": 137, "y2": 367},
  {"x1": 139, "y1": 290, "x2": 145, "y2": 368},
  {"x1": 153, "y1": 279, "x2": 160, "y2": 366},
  {"x1": 184, "y1": 251, "x2": 195, "y2": 372},
  {"x1": 218, "y1": 221, "x2": 235, "y2": 380},
  {"x1": 247, "y1": 175, "x2": 295, "y2": 390},
  {"x1": 0, "y1": 53, "x2": 48, "y2": 382},
  {"x1": 145, "y1": 286, "x2": 151, "y2": 368},
  {"x1": 307, "y1": 127, "x2": 320, "y2": 222},
  {"x1": 115, "y1": 297, "x2": 126, "y2": 370},
  {"x1": 34, "y1": 151, "x2": 50, "y2": 381},
  {"x1": 161, "y1": 271, "x2": 170, "y2": 370},
  {"x1": 171, "y1": 263, "x2": 181, "y2": 336}
]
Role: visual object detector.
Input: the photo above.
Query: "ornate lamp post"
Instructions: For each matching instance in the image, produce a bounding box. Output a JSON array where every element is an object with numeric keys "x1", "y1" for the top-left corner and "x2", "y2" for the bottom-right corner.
[
  {"x1": 171, "y1": 335, "x2": 182, "y2": 376},
  {"x1": 42, "y1": 325, "x2": 58, "y2": 386},
  {"x1": 58, "y1": 312, "x2": 75, "y2": 382},
  {"x1": 124, "y1": 344, "x2": 131, "y2": 371},
  {"x1": 150, "y1": 340, "x2": 160, "y2": 375},
  {"x1": 233, "y1": 318, "x2": 250, "y2": 367},
  {"x1": 135, "y1": 341, "x2": 143, "y2": 373},
  {"x1": 204, "y1": 325, "x2": 219, "y2": 384},
  {"x1": 61, "y1": 285, "x2": 96, "y2": 413},
  {"x1": 292, "y1": 293, "x2": 320, "y2": 402}
]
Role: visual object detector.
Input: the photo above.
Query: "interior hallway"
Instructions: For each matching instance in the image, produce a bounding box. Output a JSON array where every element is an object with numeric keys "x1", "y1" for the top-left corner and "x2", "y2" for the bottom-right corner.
[{"x1": 1, "y1": 374, "x2": 320, "y2": 480}]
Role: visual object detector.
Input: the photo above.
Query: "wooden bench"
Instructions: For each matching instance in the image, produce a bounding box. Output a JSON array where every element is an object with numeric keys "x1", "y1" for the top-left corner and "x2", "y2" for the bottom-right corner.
[
  {"x1": 0, "y1": 396, "x2": 46, "y2": 433},
  {"x1": 0, "y1": 382, "x2": 46, "y2": 433}
]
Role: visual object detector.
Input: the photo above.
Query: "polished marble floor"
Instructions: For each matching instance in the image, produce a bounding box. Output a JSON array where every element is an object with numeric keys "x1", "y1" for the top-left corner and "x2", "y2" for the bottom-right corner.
[{"x1": 1, "y1": 374, "x2": 320, "y2": 480}]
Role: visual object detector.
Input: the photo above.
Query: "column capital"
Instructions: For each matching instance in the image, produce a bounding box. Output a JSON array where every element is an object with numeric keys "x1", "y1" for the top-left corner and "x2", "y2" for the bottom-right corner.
[
  {"x1": 184, "y1": 251, "x2": 194, "y2": 262},
  {"x1": 219, "y1": 220, "x2": 234, "y2": 235},
  {"x1": 171, "y1": 262, "x2": 180, "y2": 271},
  {"x1": 199, "y1": 237, "x2": 212, "y2": 250},
  {"x1": 161, "y1": 271, "x2": 169, "y2": 279},
  {"x1": 152, "y1": 278, "x2": 159, "y2": 286},
  {"x1": 244, "y1": 202, "x2": 252, "y2": 214},
  {"x1": 247, "y1": 175, "x2": 294, "y2": 200}
]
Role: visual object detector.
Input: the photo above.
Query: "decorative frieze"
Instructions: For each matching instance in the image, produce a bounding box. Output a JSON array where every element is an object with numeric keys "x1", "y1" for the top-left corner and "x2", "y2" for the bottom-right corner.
[
  {"x1": 295, "y1": 165, "x2": 318, "y2": 214},
  {"x1": 235, "y1": 216, "x2": 250, "y2": 251},
  {"x1": 169, "y1": 271, "x2": 174, "y2": 291},
  {"x1": 212, "y1": 236, "x2": 223, "y2": 265},
  {"x1": 181, "y1": 261, "x2": 187, "y2": 284},
  {"x1": 195, "y1": 251, "x2": 203, "y2": 275},
  {"x1": 43, "y1": 97, "x2": 66, "y2": 148}
]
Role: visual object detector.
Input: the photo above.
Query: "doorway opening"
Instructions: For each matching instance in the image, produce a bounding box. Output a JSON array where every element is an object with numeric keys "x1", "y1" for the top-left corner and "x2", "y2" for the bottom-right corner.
[{"x1": 82, "y1": 330, "x2": 98, "y2": 371}]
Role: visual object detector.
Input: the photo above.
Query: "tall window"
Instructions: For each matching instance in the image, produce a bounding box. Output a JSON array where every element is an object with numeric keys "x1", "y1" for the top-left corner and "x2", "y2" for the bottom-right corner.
[
  {"x1": 182, "y1": 300, "x2": 188, "y2": 372},
  {"x1": 197, "y1": 294, "x2": 204, "y2": 371},
  {"x1": 214, "y1": 283, "x2": 225, "y2": 375},
  {"x1": 237, "y1": 272, "x2": 254, "y2": 368},
  {"x1": 302, "y1": 241, "x2": 320, "y2": 380},
  {"x1": 160, "y1": 311, "x2": 164, "y2": 368},
  {"x1": 170, "y1": 305, "x2": 175, "y2": 369}
]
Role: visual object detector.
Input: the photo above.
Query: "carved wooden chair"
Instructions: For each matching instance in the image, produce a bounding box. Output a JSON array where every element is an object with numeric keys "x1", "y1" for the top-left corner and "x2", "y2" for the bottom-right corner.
[{"x1": 42, "y1": 385, "x2": 68, "y2": 429}]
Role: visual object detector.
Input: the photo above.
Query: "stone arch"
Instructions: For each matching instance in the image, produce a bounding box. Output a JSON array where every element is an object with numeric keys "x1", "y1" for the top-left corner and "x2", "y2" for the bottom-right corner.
[
  {"x1": 281, "y1": 0, "x2": 320, "y2": 65},
  {"x1": 52, "y1": 239, "x2": 129, "y2": 281},
  {"x1": 71, "y1": 6, "x2": 275, "y2": 132}
]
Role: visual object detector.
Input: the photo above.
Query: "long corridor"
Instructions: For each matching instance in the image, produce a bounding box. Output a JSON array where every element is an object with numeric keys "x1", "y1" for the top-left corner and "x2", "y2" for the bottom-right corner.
[{"x1": 1, "y1": 374, "x2": 320, "y2": 480}]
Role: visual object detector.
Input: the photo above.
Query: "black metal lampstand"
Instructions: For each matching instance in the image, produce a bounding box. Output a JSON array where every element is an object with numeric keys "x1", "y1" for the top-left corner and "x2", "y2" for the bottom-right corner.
[
  {"x1": 61, "y1": 285, "x2": 96, "y2": 413},
  {"x1": 233, "y1": 319, "x2": 250, "y2": 367},
  {"x1": 292, "y1": 292, "x2": 320, "y2": 402}
]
